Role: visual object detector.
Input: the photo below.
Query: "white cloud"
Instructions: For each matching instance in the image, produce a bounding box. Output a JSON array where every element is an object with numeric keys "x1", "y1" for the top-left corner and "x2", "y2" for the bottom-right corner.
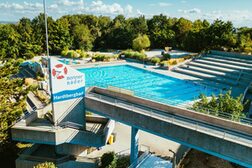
[
  {"x1": 57, "y1": 0, "x2": 84, "y2": 7},
  {"x1": 49, "y1": 4, "x2": 58, "y2": 9},
  {"x1": 158, "y1": 2, "x2": 172, "y2": 7},
  {"x1": 203, "y1": 10, "x2": 252, "y2": 23},
  {"x1": 149, "y1": 2, "x2": 172, "y2": 7},
  {"x1": 177, "y1": 8, "x2": 252, "y2": 27},
  {"x1": 137, "y1": 9, "x2": 144, "y2": 16},
  {"x1": 181, "y1": 0, "x2": 187, "y2": 3},
  {"x1": 23, "y1": 2, "x2": 43, "y2": 10},
  {"x1": 125, "y1": 5, "x2": 133, "y2": 14},
  {"x1": 178, "y1": 8, "x2": 201, "y2": 14},
  {"x1": 84, "y1": 1, "x2": 133, "y2": 16},
  {"x1": 0, "y1": 1, "x2": 43, "y2": 11},
  {"x1": 89, "y1": 0, "x2": 124, "y2": 15}
]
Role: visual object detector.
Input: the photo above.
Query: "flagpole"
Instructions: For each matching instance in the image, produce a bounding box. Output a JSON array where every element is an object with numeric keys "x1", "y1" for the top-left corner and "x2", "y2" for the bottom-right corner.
[
  {"x1": 43, "y1": 0, "x2": 49, "y2": 57},
  {"x1": 43, "y1": 0, "x2": 55, "y2": 125}
]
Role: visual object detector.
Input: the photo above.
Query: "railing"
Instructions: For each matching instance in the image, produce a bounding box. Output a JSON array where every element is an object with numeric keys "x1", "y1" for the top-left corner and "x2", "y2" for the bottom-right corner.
[
  {"x1": 235, "y1": 69, "x2": 243, "y2": 85},
  {"x1": 86, "y1": 80, "x2": 221, "y2": 107},
  {"x1": 86, "y1": 78, "x2": 252, "y2": 126},
  {"x1": 242, "y1": 81, "x2": 252, "y2": 103},
  {"x1": 116, "y1": 145, "x2": 150, "y2": 157},
  {"x1": 58, "y1": 121, "x2": 83, "y2": 130},
  {"x1": 86, "y1": 92, "x2": 252, "y2": 146},
  {"x1": 128, "y1": 151, "x2": 151, "y2": 168}
]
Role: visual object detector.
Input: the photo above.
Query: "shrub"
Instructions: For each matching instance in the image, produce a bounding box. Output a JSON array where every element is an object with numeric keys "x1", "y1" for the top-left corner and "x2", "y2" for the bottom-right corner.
[
  {"x1": 167, "y1": 58, "x2": 185, "y2": 66},
  {"x1": 100, "y1": 152, "x2": 117, "y2": 168},
  {"x1": 61, "y1": 49, "x2": 68, "y2": 57},
  {"x1": 160, "y1": 61, "x2": 168, "y2": 67},
  {"x1": 192, "y1": 91, "x2": 246, "y2": 121},
  {"x1": 132, "y1": 34, "x2": 151, "y2": 51},
  {"x1": 80, "y1": 51, "x2": 88, "y2": 58},
  {"x1": 34, "y1": 162, "x2": 56, "y2": 168},
  {"x1": 116, "y1": 155, "x2": 130, "y2": 168},
  {"x1": 92, "y1": 54, "x2": 107, "y2": 62},
  {"x1": 170, "y1": 60, "x2": 177, "y2": 65},
  {"x1": 150, "y1": 57, "x2": 161, "y2": 64},
  {"x1": 66, "y1": 50, "x2": 79, "y2": 58},
  {"x1": 66, "y1": 50, "x2": 74, "y2": 58},
  {"x1": 162, "y1": 53, "x2": 171, "y2": 60},
  {"x1": 120, "y1": 51, "x2": 147, "y2": 61}
]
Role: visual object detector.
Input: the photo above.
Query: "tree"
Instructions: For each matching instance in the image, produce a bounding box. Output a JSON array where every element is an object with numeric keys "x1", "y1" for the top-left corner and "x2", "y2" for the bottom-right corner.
[
  {"x1": 206, "y1": 20, "x2": 236, "y2": 50},
  {"x1": 132, "y1": 34, "x2": 150, "y2": 51},
  {"x1": 100, "y1": 152, "x2": 117, "y2": 168},
  {"x1": 49, "y1": 18, "x2": 72, "y2": 54},
  {"x1": 73, "y1": 24, "x2": 93, "y2": 51},
  {"x1": 0, "y1": 24, "x2": 20, "y2": 60},
  {"x1": 192, "y1": 91, "x2": 245, "y2": 121},
  {"x1": 128, "y1": 16, "x2": 148, "y2": 37},
  {"x1": 31, "y1": 13, "x2": 54, "y2": 54},
  {"x1": 237, "y1": 27, "x2": 252, "y2": 53},
  {"x1": 0, "y1": 59, "x2": 34, "y2": 168},
  {"x1": 17, "y1": 17, "x2": 41, "y2": 59},
  {"x1": 174, "y1": 17, "x2": 193, "y2": 48},
  {"x1": 147, "y1": 15, "x2": 176, "y2": 48}
]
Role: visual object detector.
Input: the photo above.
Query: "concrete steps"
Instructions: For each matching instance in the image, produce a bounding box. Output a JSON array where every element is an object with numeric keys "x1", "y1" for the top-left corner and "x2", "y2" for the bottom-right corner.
[
  {"x1": 180, "y1": 65, "x2": 237, "y2": 80},
  {"x1": 181, "y1": 64, "x2": 251, "y2": 84},
  {"x1": 194, "y1": 59, "x2": 252, "y2": 72},
  {"x1": 172, "y1": 51, "x2": 252, "y2": 97},
  {"x1": 208, "y1": 54, "x2": 252, "y2": 64},
  {"x1": 173, "y1": 68, "x2": 241, "y2": 87},
  {"x1": 187, "y1": 62, "x2": 252, "y2": 80},
  {"x1": 202, "y1": 57, "x2": 252, "y2": 69}
]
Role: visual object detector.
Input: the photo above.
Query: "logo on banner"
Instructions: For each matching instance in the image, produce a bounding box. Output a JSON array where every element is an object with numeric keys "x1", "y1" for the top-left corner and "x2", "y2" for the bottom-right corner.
[{"x1": 52, "y1": 64, "x2": 68, "y2": 80}]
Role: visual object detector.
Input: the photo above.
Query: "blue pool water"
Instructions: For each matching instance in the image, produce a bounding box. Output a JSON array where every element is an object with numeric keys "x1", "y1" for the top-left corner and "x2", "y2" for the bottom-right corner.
[
  {"x1": 59, "y1": 59, "x2": 78, "y2": 65},
  {"x1": 78, "y1": 65, "x2": 220, "y2": 106}
]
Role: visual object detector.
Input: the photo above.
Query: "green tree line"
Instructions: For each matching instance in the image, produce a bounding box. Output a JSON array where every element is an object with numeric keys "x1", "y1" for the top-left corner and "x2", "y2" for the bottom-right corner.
[
  {"x1": 1, "y1": 13, "x2": 252, "y2": 60},
  {"x1": 0, "y1": 59, "x2": 35, "y2": 167}
]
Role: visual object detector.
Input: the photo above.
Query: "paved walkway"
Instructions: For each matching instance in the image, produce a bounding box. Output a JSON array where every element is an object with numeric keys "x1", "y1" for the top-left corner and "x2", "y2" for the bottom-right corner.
[{"x1": 87, "y1": 122, "x2": 181, "y2": 159}]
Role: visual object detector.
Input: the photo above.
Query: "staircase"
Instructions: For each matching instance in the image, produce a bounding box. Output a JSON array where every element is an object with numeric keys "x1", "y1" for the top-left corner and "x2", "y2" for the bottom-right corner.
[{"x1": 172, "y1": 51, "x2": 252, "y2": 97}]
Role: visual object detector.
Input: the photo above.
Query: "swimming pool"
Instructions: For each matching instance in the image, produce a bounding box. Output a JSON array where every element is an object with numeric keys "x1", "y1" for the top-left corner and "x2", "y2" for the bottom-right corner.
[{"x1": 78, "y1": 65, "x2": 220, "y2": 106}]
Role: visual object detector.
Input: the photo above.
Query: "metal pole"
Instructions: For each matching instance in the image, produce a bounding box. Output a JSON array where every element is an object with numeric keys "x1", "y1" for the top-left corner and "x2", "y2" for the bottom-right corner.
[
  {"x1": 169, "y1": 149, "x2": 176, "y2": 168},
  {"x1": 43, "y1": 0, "x2": 55, "y2": 125},
  {"x1": 43, "y1": 0, "x2": 49, "y2": 57}
]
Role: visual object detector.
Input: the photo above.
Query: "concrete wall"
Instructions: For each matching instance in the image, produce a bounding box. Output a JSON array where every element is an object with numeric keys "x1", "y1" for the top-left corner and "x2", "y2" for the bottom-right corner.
[
  {"x1": 56, "y1": 143, "x2": 89, "y2": 156},
  {"x1": 91, "y1": 87, "x2": 252, "y2": 135},
  {"x1": 12, "y1": 126, "x2": 107, "y2": 147},
  {"x1": 23, "y1": 111, "x2": 38, "y2": 125},
  {"x1": 53, "y1": 97, "x2": 85, "y2": 126},
  {"x1": 12, "y1": 128, "x2": 56, "y2": 145}
]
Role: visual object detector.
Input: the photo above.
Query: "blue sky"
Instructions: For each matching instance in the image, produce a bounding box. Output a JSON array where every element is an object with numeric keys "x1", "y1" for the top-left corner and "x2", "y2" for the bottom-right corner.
[{"x1": 0, "y1": 0, "x2": 252, "y2": 27}]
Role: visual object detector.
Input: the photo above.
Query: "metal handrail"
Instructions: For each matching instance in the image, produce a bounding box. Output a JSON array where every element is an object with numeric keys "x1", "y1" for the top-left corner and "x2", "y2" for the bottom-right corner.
[
  {"x1": 128, "y1": 151, "x2": 151, "y2": 168},
  {"x1": 86, "y1": 79, "x2": 252, "y2": 125}
]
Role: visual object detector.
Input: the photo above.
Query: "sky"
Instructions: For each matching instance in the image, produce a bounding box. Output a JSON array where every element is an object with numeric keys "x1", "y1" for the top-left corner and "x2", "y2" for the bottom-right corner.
[{"x1": 0, "y1": 0, "x2": 252, "y2": 27}]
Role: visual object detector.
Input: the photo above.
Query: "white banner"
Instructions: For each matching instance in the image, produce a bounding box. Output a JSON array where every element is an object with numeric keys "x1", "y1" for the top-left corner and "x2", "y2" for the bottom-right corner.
[{"x1": 50, "y1": 58, "x2": 85, "y2": 102}]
